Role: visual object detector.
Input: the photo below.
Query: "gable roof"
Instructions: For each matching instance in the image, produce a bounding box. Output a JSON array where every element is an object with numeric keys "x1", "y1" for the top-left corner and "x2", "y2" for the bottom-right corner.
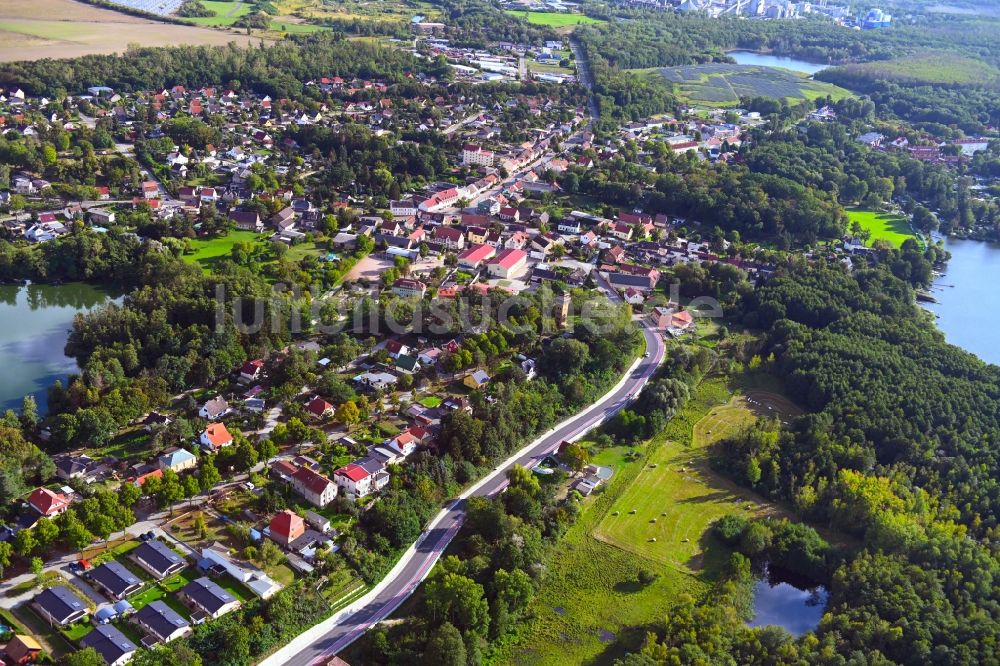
[
  {"x1": 34, "y1": 585, "x2": 86, "y2": 623},
  {"x1": 291, "y1": 467, "x2": 334, "y2": 495},
  {"x1": 90, "y1": 560, "x2": 142, "y2": 597},
  {"x1": 135, "y1": 600, "x2": 189, "y2": 639},
  {"x1": 181, "y1": 577, "x2": 238, "y2": 615},
  {"x1": 28, "y1": 487, "x2": 70, "y2": 515},
  {"x1": 202, "y1": 423, "x2": 233, "y2": 448},
  {"x1": 269, "y1": 510, "x2": 305, "y2": 539},
  {"x1": 81, "y1": 624, "x2": 137, "y2": 664},
  {"x1": 336, "y1": 463, "x2": 368, "y2": 483},
  {"x1": 132, "y1": 540, "x2": 184, "y2": 576},
  {"x1": 159, "y1": 448, "x2": 196, "y2": 468}
]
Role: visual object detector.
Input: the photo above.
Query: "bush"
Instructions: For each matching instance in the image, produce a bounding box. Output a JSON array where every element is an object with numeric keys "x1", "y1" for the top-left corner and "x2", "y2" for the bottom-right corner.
[{"x1": 714, "y1": 514, "x2": 749, "y2": 546}]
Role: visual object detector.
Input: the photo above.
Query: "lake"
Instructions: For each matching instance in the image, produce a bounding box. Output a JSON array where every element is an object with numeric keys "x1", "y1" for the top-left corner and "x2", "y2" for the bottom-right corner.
[
  {"x1": 728, "y1": 50, "x2": 829, "y2": 76},
  {"x1": 748, "y1": 568, "x2": 828, "y2": 636},
  {"x1": 0, "y1": 282, "x2": 119, "y2": 413},
  {"x1": 924, "y1": 237, "x2": 1000, "y2": 366}
]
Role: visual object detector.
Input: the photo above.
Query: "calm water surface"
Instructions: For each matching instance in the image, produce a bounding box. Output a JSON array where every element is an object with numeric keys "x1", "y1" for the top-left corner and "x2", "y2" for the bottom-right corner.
[
  {"x1": 0, "y1": 282, "x2": 119, "y2": 412},
  {"x1": 748, "y1": 570, "x2": 828, "y2": 636},
  {"x1": 924, "y1": 237, "x2": 1000, "y2": 366},
  {"x1": 728, "y1": 51, "x2": 829, "y2": 75}
]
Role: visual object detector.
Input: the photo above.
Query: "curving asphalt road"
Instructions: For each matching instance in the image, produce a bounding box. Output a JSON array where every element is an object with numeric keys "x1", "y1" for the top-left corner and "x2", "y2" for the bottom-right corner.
[{"x1": 269, "y1": 321, "x2": 665, "y2": 666}]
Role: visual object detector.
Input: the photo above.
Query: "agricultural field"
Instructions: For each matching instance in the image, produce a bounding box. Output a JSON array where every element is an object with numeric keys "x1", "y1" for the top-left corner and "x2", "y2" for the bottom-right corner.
[
  {"x1": 504, "y1": 10, "x2": 605, "y2": 27},
  {"x1": 653, "y1": 63, "x2": 852, "y2": 108},
  {"x1": 847, "y1": 207, "x2": 920, "y2": 248},
  {"x1": 0, "y1": 0, "x2": 261, "y2": 63}
]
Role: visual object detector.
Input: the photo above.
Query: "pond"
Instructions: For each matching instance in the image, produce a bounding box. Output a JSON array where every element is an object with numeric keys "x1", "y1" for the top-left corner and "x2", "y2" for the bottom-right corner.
[
  {"x1": 728, "y1": 50, "x2": 830, "y2": 76},
  {"x1": 0, "y1": 282, "x2": 120, "y2": 413},
  {"x1": 748, "y1": 567, "x2": 828, "y2": 636}
]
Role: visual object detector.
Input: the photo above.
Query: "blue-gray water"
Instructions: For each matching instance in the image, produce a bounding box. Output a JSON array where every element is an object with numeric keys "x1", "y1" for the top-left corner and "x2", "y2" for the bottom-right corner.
[
  {"x1": 0, "y1": 282, "x2": 119, "y2": 412},
  {"x1": 924, "y1": 237, "x2": 1000, "y2": 366},
  {"x1": 749, "y1": 576, "x2": 828, "y2": 635},
  {"x1": 728, "y1": 51, "x2": 829, "y2": 75}
]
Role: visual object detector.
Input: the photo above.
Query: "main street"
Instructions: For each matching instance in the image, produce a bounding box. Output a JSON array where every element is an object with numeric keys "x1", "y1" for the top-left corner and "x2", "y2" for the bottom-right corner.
[{"x1": 264, "y1": 318, "x2": 666, "y2": 666}]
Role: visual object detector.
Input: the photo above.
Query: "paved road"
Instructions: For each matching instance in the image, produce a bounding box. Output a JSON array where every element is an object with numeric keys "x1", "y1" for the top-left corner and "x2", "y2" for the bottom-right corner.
[{"x1": 269, "y1": 321, "x2": 666, "y2": 666}]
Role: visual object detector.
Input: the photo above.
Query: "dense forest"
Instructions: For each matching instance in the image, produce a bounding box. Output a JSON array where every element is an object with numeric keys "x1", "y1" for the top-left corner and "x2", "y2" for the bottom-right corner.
[
  {"x1": 672, "y1": 260, "x2": 1000, "y2": 665},
  {"x1": 0, "y1": 35, "x2": 431, "y2": 99}
]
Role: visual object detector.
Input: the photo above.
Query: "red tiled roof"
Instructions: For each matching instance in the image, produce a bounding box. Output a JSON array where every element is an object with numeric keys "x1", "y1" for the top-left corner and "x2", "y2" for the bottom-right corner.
[
  {"x1": 488, "y1": 248, "x2": 526, "y2": 270},
  {"x1": 203, "y1": 423, "x2": 232, "y2": 448},
  {"x1": 292, "y1": 467, "x2": 334, "y2": 494},
  {"x1": 336, "y1": 464, "x2": 368, "y2": 482},
  {"x1": 269, "y1": 509, "x2": 304, "y2": 539},
  {"x1": 307, "y1": 396, "x2": 333, "y2": 417},
  {"x1": 28, "y1": 487, "x2": 69, "y2": 515}
]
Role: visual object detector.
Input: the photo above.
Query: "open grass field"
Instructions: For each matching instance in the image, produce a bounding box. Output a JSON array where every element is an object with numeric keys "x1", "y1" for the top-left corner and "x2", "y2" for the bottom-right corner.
[
  {"x1": 181, "y1": 230, "x2": 266, "y2": 272},
  {"x1": 823, "y1": 51, "x2": 1000, "y2": 87},
  {"x1": 183, "y1": 0, "x2": 252, "y2": 26},
  {"x1": 651, "y1": 63, "x2": 852, "y2": 108},
  {"x1": 592, "y1": 377, "x2": 802, "y2": 573},
  {"x1": 847, "y1": 207, "x2": 920, "y2": 248},
  {"x1": 504, "y1": 10, "x2": 605, "y2": 26},
  {"x1": 0, "y1": 0, "x2": 262, "y2": 63},
  {"x1": 495, "y1": 372, "x2": 807, "y2": 665}
]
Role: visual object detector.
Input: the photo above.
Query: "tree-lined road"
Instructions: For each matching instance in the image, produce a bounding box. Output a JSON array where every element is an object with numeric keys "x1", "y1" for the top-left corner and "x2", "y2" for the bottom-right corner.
[{"x1": 266, "y1": 320, "x2": 665, "y2": 666}]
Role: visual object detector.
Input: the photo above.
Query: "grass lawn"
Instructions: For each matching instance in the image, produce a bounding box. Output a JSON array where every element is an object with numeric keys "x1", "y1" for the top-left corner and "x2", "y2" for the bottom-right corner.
[
  {"x1": 847, "y1": 207, "x2": 920, "y2": 248},
  {"x1": 265, "y1": 563, "x2": 296, "y2": 587},
  {"x1": 60, "y1": 619, "x2": 93, "y2": 642},
  {"x1": 504, "y1": 10, "x2": 604, "y2": 26},
  {"x1": 184, "y1": 0, "x2": 251, "y2": 26},
  {"x1": 182, "y1": 230, "x2": 266, "y2": 273},
  {"x1": 418, "y1": 395, "x2": 442, "y2": 408}
]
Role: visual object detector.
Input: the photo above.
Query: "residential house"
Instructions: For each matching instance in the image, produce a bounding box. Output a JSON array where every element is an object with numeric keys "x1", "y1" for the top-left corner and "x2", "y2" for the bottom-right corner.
[
  {"x1": 158, "y1": 448, "x2": 198, "y2": 474},
  {"x1": 462, "y1": 144, "x2": 495, "y2": 167},
  {"x1": 88, "y1": 208, "x2": 116, "y2": 226},
  {"x1": 230, "y1": 210, "x2": 263, "y2": 233},
  {"x1": 304, "y1": 511, "x2": 332, "y2": 533},
  {"x1": 199, "y1": 543, "x2": 281, "y2": 599},
  {"x1": 432, "y1": 225, "x2": 466, "y2": 250},
  {"x1": 141, "y1": 181, "x2": 159, "y2": 199},
  {"x1": 305, "y1": 396, "x2": 334, "y2": 420},
  {"x1": 179, "y1": 577, "x2": 240, "y2": 620},
  {"x1": 268, "y1": 510, "x2": 305, "y2": 547},
  {"x1": 384, "y1": 339, "x2": 410, "y2": 359},
  {"x1": 33, "y1": 586, "x2": 87, "y2": 626},
  {"x1": 130, "y1": 540, "x2": 185, "y2": 580},
  {"x1": 239, "y1": 359, "x2": 264, "y2": 383},
  {"x1": 466, "y1": 226, "x2": 488, "y2": 245},
  {"x1": 28, "y1": 487, "x2": 70, "y2": 516},
  {"x1": 3, "y1": 635, "x2": 42, "y2": 665},
  {"x1": 392, "y1": 278, "x2": 427, "y2": 299},
  {"x1": 290, "y1": 467, "x2": 338, "y2": 508},
  {"x1": 89, "y1": 561, "x2": 143, "y2": 600},
  {"x1": 464, "y1": 370, "x2": 490, "y2": 390},
  {"x1": 80, "y1": 624, "x2": 137, "y2": 666},
  {"x1": 395, "y1": 353, "x2": 421, "y2": 374},
  {"x1": 334, "y1": 460, "x2": 389, "y2": 499},
  {"x1": 54, "y1": 454, "x2": 93, "y2": 481},
  {"x1": 199, "y1": 423, "x2": 233, "y2": 452},
  {"x1": 134, "y1": 600, "x2": 191, "y2": 644},
  {"x1": 198, "y1": 396, "x2": 230, "y2": 420}
]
